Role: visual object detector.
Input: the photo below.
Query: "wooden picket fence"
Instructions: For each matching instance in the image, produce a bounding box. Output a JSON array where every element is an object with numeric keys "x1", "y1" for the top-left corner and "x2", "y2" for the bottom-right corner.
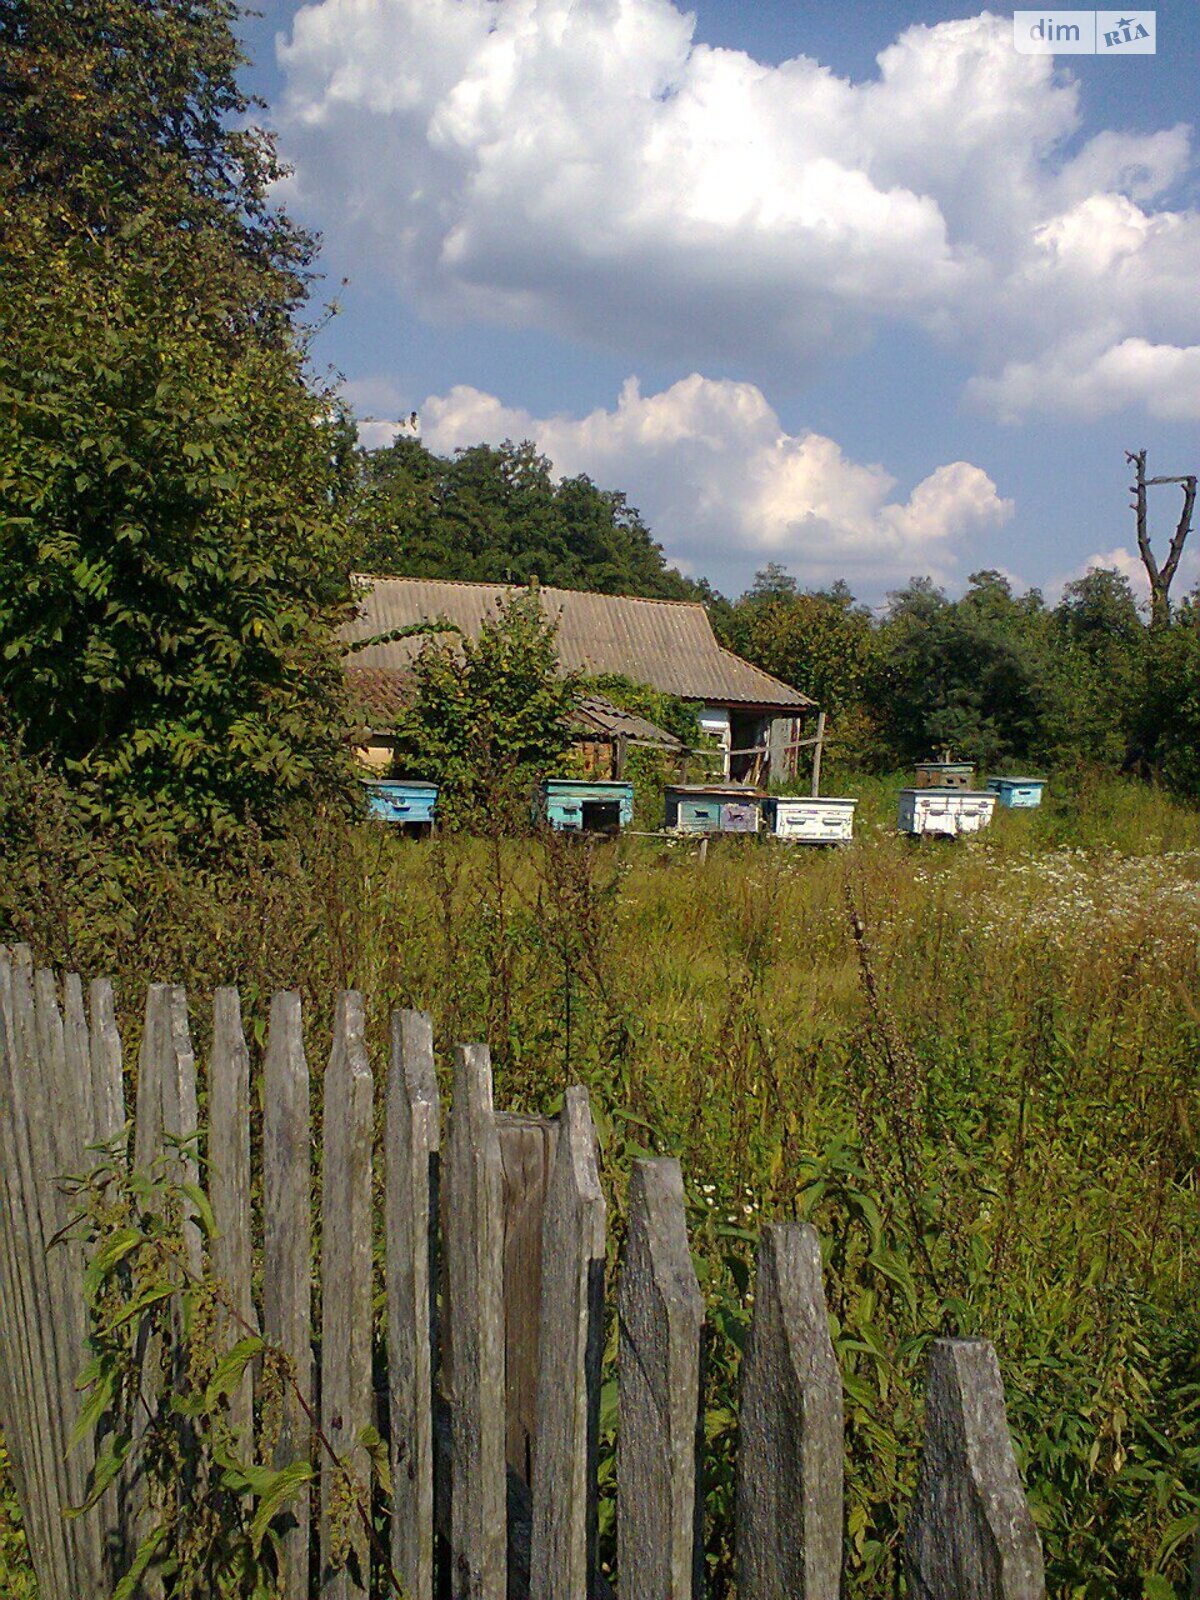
[{"x1": 0, "y1": 942, "x2": 1048, "y2": 1599}]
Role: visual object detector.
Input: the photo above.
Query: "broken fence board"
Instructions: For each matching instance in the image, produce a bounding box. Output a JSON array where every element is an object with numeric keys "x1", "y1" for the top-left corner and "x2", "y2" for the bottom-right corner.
[
  {"x1": 736, "y1": 1222, "x2": 843, "y2": 1600},
  {"x1": 618, "y1": 1156, "x2": 705, "y2": 1600},
  {"x1": 905, "y1": 1337, "x2": 1046, "y2": 1600},
  {"x1": 497, "y1": 1111, "x2": 557, "y2": 1488}
]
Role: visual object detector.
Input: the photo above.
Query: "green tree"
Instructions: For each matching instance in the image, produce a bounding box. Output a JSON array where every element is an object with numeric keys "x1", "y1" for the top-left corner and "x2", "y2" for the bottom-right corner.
[
  {"x1": 0, "y1": 2, "x2": 355, "y2": 842},
  {"x1": 392, "y1": 592, "x2": 579, "y2": 823},
  {"x1": 875, "y1": 573, "x2": 1054, "y2": 768},
  {"x1": 353, "y1": 435, "x2": 697, "y2": 599},
  {"x1": 1044, "y1": 568, "x2": 1146, "y2": 768},
  {"x1": 1, "y1": 0, "x2": 312, "y2": 311},
  {"x1": 717, "y1": 566, "x2": 882, "y2": 765}
]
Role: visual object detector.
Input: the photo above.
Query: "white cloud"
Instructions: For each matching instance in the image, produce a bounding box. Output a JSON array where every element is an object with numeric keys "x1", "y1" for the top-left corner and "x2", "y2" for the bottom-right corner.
[
  {"x1": 371, "y1": 372, "x2": 1013, "y2": 590},
  {"x1": 279, "y1": 1, "x2": 1200, "y2": 417},
  {"x1": 969, "y1": 336, "x2": 1200, "y2": 422}
]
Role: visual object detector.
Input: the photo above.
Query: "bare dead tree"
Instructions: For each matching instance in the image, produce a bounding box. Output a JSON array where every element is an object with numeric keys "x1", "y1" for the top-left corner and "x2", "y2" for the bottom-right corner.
[{"x1": 1127, "y1": 448, "x2": 1198, "y2": 628}]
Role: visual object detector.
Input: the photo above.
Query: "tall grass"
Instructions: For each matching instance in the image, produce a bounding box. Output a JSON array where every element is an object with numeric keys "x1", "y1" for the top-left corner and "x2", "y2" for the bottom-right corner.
[{"x1": 2, "y1": 773, "x2": 1198, "y2": 1595}]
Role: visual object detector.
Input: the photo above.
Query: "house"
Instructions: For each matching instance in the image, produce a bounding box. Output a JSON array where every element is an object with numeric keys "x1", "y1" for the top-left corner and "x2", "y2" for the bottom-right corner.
[{"x1": 342, "y1": 576, "x2": 815, "y2": 782}]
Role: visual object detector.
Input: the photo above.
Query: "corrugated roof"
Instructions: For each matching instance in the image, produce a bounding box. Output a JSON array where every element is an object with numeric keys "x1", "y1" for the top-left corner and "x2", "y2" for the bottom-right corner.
[
  {"x1": 343, "y1": 577, "x2": 812, "y2": 710},
  {"x1": 571, "y1": 693, "x2": 682, "y2": 748}
]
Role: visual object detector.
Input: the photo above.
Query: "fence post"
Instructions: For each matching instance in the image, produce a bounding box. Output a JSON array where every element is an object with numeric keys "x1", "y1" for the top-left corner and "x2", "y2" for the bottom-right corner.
[
  {"x1": 618, "y1": 1157, "x2": 704, "y2": 1600},
  {"x1": 443, "y1": 1043, "x2": 507, "y2": 1600},
  {"x1": 736, "y1": 1222, "x2": 843, "y2": 1599},
  {"x1": 906, "y1": 1337, "x2": 1046, "y2": 1599},
  {"x1": 208, "y1": 987, "x2": 258, "y2": 1447},
  {"x1": 262, "y1": 991, "x2": 313, "y2": 1600},
  {"x1": 320, "y1": 991, "x2": 375, "y2": 1600},
  {"x1": 529, "y1": 1086, "x2": 606, "y2": 1600},
  {"x1": 386, "y1": 1008, "x2": 441, "y2": 1600}
]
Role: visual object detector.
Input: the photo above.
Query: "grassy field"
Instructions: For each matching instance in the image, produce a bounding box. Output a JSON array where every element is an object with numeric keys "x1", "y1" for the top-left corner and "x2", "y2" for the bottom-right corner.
[{"x1": 2, "y1": 771, "x2": 1199, "y2": 1596}]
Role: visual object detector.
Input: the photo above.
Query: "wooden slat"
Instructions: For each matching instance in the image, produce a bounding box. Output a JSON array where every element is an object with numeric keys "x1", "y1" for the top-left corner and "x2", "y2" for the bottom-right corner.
[
  {"x1": 443, "y1": 1043, "x2": 507, "y2": 1600},
  {"x1": 0, "y1": 948, "x2": 67, "y2": 1597},
  {"x1": 262, "y1": 991, "x2": 313, "y2": 1600},
  {"x1": 62, "y1": 973, "x2": 96, "y2": 1151},
  {"x1": 617, "y1": 1157, "x2": 704, "y2": 1600},
  {"x1": 320, "y1": 992, "x2": 375, "y2": 1600},
  {"x1": 385, "y1": 1008, "x2": 441, "y2": 1600},
  {"x1": 905, "y1": 1338, "x2": 1046, "y2": 1598},
  {"x1": 529, "y1": 1087, "x2": 606, "y2": 1600},
  {"x1": 496, "y1": 1112, "x2": 557, "y2": 1487},
  {"x1": 88, "y1": 978, "x2": 126, "y2": 1151},
  {"x1": 33, "y1": 967, "x2": 107, "y2": 1597},
  {"x1": 736, "y1": 1222, "x2": 843, "y2": 1599},
  {"x1": 208, "y1": 987, "x2": 258, "y2": 1447},
  {"x1": 159, "y1": 986, "x2": 202, "y2": 1277}
]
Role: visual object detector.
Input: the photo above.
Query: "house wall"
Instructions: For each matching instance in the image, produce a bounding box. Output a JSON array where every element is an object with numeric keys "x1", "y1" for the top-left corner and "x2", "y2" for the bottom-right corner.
[{"x1": 355, "y1": 737, "x2": 397, "y2": 773}]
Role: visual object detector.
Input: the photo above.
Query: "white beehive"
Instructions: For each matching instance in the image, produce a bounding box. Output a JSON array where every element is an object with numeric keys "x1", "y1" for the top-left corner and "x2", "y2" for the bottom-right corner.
[
  {"x1": 897, "y1": 788, "x2": 996, "y2": 838},
  {"x1": 768, "y1": 796, "x2": 857, "y2": 844}
]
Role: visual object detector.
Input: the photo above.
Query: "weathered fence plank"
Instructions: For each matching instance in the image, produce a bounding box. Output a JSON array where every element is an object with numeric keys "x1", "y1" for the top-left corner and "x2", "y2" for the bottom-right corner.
[
  {"x1": 209, "y1": 987, "x2": 258, "y2": 1446},
  {"x1": 618, "y1": 1156, "x2": 705, "y2": 1600},
  {"x1": 0, "y1": 949, "x2": 70, "y2": 1598},
  {"x1": 131, "y1": 982, "x2": 200, "y2": 1600},
  {"x1": 497, "y1": 1112, "x2": 557, "y2": 1487},
  {"x1": 529, "y1": 1086, "x2": 606, "y2": 1600},
  {"x1": 33, "y1": 967, "x2": 108, "y2": 1597},
  {"x1": 320, "y1": 991, "x2": 375, "y2": 1600},
  {"x1": 262, "y1": 990, "x2": 313, "y2": 1600},
  {"x1": 88, "y1": 977, "x2": 125, "y2": 1150},
  {"x1": 386, "y1": 1008, "x2": 441, "y2": 1600},
  {"x1": 736, "y1": 1222, "x2": 843, "y2": 1600},
  {"x1": 62, "y1": 973, "x2": 95, "y2": 1153},
  {"x1": 443, "y1": 1043, "x2": 507, "y2": 1600},
  {"x1": 905, "y1": 1337, "x2": 1046, "y2": 1599}
]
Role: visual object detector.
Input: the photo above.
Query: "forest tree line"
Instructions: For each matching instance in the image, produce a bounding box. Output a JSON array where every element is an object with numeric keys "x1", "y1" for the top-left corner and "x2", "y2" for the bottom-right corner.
[
  {"x1": 3, "y1": 0, "x2": 1199, "y2": 857},
  {"x1": 353, "y1": 432, "x2": 1200, "y2": 792}
]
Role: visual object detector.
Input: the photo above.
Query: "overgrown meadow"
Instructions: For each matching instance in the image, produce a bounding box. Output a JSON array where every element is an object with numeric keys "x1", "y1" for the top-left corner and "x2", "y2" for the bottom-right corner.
[{"x1": 2, "y1": 771, "x2": 1199, "y2": 1597}]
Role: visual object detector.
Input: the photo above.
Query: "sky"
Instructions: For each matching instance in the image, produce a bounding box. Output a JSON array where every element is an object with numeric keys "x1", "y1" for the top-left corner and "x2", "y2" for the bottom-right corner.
[{"x1": 238, "y1": 1, "x2": 1200, "y2": 602}]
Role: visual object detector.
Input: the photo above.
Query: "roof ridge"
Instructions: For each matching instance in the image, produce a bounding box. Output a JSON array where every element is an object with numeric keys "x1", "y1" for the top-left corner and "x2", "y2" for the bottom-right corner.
[{"x1": 351, "y1": 573, "x2": 706, "y2": 610}]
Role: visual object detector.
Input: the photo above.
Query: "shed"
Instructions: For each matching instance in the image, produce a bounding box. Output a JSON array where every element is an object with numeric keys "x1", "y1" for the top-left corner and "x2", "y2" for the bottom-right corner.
[{"x1": 342, "y1": 577, "x2": 814, "y2": 783}]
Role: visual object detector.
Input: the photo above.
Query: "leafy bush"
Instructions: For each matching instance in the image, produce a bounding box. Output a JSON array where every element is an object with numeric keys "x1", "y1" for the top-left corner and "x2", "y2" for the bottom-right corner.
[{"x1": 391, "y1": 589, "x2": 579, "y2": 826}]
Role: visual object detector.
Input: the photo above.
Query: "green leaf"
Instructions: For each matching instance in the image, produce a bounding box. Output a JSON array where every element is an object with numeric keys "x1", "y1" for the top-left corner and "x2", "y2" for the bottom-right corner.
[
  {"x1": 68, "y1": 1434, "x2": 131, "y2": 1515},
  {"x1": 112, "y1": 1522, "x2": 170, "y2": 1600},
  {"x1": 180, "y1": 1181, "x2": 217, "y2": 1242},
  {"x1": 83, "y1": 1227, "x2": 143, "y2": 1299},
  {"x1": 359, "y1": 1422, "x2": 393, "y2": 1498},
  {"x1": 205, "y1": 1336, "x2": 265, "y2": 1411},
  {"x1": 248, "y1": 1460, "x2": 316, "y2": 1556}
]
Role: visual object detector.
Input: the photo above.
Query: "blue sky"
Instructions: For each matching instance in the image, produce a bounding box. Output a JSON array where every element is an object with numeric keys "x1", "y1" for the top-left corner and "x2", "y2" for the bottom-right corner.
[{"x1": 239, "y1": 2, "x2": 1200, "y2": 602}]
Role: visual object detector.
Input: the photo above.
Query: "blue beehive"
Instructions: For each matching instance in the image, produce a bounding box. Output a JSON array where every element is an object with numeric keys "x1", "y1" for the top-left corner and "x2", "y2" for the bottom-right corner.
[
  {"x1": 363, "y1": 780, "x2": 439, "y2": 831},
  {"x1": 663, "y1": 785, "x2": 764, "y2": 834},
  {"x1": 986, "y1": 776, "x2": 1047, "y2": 809},
  {"x1": 541, "y1": 778, "x2": 633, "y2": 833}
]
